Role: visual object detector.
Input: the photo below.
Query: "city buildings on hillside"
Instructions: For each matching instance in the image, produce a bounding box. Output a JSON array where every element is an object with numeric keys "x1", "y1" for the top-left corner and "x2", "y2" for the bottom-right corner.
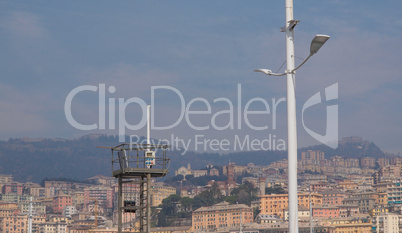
[{"x1": 2, "y1": 145, "x2": 402, "y2": 233}]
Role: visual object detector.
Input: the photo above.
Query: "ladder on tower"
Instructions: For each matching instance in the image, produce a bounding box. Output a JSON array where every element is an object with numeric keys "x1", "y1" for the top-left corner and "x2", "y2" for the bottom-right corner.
[{"x1": 139, "y1": 174, "x2": 151, "y2": 232}]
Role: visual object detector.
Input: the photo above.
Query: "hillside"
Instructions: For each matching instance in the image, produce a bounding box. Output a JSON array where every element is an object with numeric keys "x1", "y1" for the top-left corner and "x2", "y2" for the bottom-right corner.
[
  {"x1": 300, "y1": 138, "x2": 385, "y2": 159},
  {"x1": 0, "y1": 135, "x2": 387, "y2": 183}
]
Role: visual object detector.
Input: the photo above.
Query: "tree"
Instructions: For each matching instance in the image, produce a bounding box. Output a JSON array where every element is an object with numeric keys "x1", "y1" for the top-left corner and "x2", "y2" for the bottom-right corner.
[
  {"x1": 180, "y1": 197, "x2": 192, "y2": 212},
  {"x1": 237, "y1": 189, "x2": 250, "y2": 204},
  {"x1": 173, "y1": 175, "x2": 184, "y2": 181},
  {"x1": 157, "y1": 212, "x2": 168, "y2": 227},
  {"x1": 192, "y1": 195, "x2": 207, "y2": 210},
  {"x1": 224, "y1": 195, "x2": 237, "y2": 204},
  {"x1": 228, "y1": 181, "x2": 258, "y2": 205},
  {"x1": 210, "y1": 182, "x2": 224, "y2": 201},
  {"x1": 161, "y1": 194, "x2": 181, "y2": 215},
  {"x1": 265, "y1": 185, "x2": 286, "y2": 194}
]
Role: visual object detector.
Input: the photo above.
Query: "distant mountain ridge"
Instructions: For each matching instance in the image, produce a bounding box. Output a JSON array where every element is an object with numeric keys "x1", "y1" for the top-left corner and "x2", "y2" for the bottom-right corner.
[
  {"x1": 0, "y1": 135, "x2": 388, "y2": 183},
  {"x1": 300, "y1": 136, "x2": 385, "y2": 159}
]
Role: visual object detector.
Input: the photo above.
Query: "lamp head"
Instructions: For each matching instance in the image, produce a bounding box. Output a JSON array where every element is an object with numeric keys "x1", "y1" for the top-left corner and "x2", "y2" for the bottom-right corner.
[
  {"x1": 310, "y1": 35, "x2": 330, "y2": 54},
  {"x1": 254, "y1": 69, "x2": 272, "y2": 75}
]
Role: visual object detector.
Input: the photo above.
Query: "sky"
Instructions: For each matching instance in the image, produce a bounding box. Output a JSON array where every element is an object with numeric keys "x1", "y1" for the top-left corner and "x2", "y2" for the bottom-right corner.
[{"x1": 0, "y1": 0, "x2": 401, "y2": 154}]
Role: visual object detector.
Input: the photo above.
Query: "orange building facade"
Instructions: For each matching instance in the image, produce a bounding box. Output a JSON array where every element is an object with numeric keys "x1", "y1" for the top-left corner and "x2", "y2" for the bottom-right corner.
[
  {"x1": 313, "y1": 205, "x2": 339, "y2": 218},
  {"x1": 259, "y1": 193, "x2": 322, "y2": 218},
  {"x1": 192, "y1": 201, "x2": 253, "y2": 231},
  {"x1": 53, "y1": 194, "x2": 73, "y2": 213},
  {"x1": 0, "y1": 214, "x2": 27, "y2": 233}
]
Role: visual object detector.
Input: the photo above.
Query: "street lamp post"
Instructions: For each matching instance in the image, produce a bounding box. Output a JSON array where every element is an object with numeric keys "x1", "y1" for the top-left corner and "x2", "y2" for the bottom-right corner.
[
  {"x1": 285, "y1": 1, "x2": 298, "y2": 232},
  {"x1": 254, "y1": 1, "x2": 329, "y2": 233}
]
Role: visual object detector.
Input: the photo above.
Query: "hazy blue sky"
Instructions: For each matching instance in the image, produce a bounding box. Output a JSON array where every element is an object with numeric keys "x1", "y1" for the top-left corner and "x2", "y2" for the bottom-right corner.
[{"x1": 1, "y1": 1, "x2": 401, "y2": 154}]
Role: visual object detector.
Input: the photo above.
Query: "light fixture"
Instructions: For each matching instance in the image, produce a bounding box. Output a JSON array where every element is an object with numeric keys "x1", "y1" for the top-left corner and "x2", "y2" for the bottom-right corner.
[
  {"x1": 254, "y1": 34, "x2": 330, "y2": 76},
  {"x1": 310, "y1": 34, "x2": 330, "y2": 54}
]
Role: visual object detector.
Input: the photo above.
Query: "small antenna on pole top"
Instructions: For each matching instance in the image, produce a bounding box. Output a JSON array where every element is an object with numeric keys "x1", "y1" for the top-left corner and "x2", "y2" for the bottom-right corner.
[{"x1": 145, "y1": 105, "x2": 155, "y2": 168}]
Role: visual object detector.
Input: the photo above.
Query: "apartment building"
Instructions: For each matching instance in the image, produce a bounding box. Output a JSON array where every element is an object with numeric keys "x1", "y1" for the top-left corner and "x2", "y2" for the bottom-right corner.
[
  {"x1": 2, "y1": 182, "x2": 23, "y2": 195},
  {"x1": 53, "y1": 194, "x2": 73, "y2": 214},
  {"x1": 63, "y1": 205, "x2": 77, "y2": 218},
  {"x1": 283, "y1": 205, "x2": 310, "y2": 221},
  {"x1": 369, "y1": 206, "x2": 389, "y2": 217},
  {"x1": 44, "y1": 181, "x2": 73, "y2": 189},
  {"x1": 30, "y1": 187, "x2": 52, "y2": 198},
  {"x1": 386, "y1": 181, "x2": 402, "y2": 205},
  {"x1": 192, "y1": 201, "x2": 253, "y2": 231},
  {"x1": 259, "y1": 193, "x2": 322, "y2": 218},
  {"x1": 320, "y1": 190, "x2": 346, "y2": 205},
  {"x1": 360, "y1": 157, "x2": 376, "y2": 169},
  {"x1": 18, "y1": 201, "x2": 47, "y2": 214},
  {"x1": 374, "y1": 213, "x2": 399, "y2": 233},
  {"x1": 1, "y1": 193, "x2": 31, "y2": 203},
  {"x1": 323, "y1": 217, "x2": 372, "y2": 233},
  {"x1": 38, "y1": 221, "x2": 68, "y2": 233},
  {"x1": 150, "y1": 183, "x2": 176, "y2": 207},
  {"x1": 342, "y1": 197, "x2": 376, "y2": 213},
  {"x1": 378, "y1": 158, "x2": 390, "y2": 169},
  {"x1": 0, "y1": 214, "x2": 27, "y2": 233},
  {"x1": 312, "y1": 205, "x2": 339, "y2": 218},
  {"x1": 338, "y1": 205, "x2": 360, "y2": 218},
  {"x1": 0, "y1": 175, "x2": 13, "y2": 184},
  {"x1": 84, "y1": 186, "x2": 113, "y2": 209},
  {"x1": 301, "y1": 150, "x2": 324, "y2": 165},
  {"x1": 73, "y1": 191, "x2": 85, "y2": 206}
]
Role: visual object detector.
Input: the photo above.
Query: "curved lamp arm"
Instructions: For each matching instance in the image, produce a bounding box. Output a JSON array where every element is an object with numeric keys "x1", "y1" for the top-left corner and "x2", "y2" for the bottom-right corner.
[
  {"x1": 292, "y1": 53, "x2": 313, "y2": 73},
  {"x1": 254, "y1": 69, "x2": 286, "y2": 76}
]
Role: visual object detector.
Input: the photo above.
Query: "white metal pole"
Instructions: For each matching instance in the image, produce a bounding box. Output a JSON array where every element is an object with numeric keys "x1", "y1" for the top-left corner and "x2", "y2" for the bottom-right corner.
[
  {"x1": 147, "y1": 105, "x2": 151, "y2": 152},
  {"x1": 285, "y1": 0, "x2": 298, "y2": 233},
  {"x1": 28, "y1": 196, "x2": 32, "y2": 233},
  {"x1": 310, "y1": 192, "x2": 313, "y2": 233}
]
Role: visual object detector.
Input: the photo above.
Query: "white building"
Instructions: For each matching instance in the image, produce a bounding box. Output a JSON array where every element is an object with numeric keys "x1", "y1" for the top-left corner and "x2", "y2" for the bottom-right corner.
[
  {"x1": 283, "y1": 205, "x2": 310, "y2": 221},
  {"x1": 63, "y1": 205, "x2": 77, "y2": 218},
  {"x1": 375, "y1": 213, "x2": 399, "y2": 233}
]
